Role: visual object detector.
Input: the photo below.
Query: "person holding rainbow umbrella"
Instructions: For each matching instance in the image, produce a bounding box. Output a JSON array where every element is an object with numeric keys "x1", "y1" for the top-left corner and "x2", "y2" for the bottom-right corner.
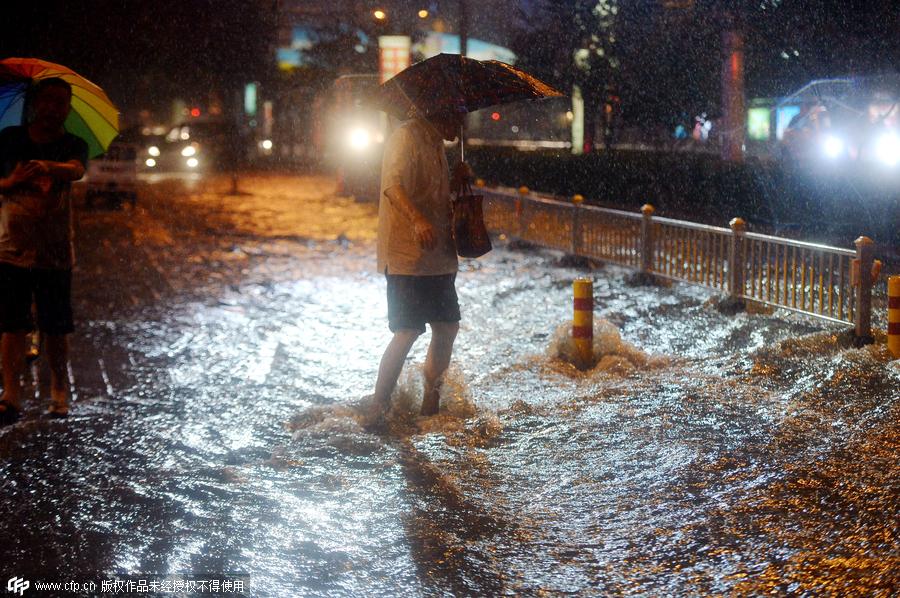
[{"x1": 0, "y1": 57, "x2": 119, "y2": 423}]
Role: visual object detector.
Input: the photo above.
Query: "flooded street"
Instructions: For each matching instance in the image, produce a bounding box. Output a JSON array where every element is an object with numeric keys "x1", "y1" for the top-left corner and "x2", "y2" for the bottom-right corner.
[{"x1": 1, "y1": 174, "x2": 897, "y2": 596}]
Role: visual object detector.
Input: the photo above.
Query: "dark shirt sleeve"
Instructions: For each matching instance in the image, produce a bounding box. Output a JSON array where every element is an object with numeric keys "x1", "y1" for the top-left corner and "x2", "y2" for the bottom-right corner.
[
  {"x1": 68, "y1": 135, "x2": 89, "y2": 172},
  {"x1": 0, "y1": 127, "x2": 19, "y2": 178}
]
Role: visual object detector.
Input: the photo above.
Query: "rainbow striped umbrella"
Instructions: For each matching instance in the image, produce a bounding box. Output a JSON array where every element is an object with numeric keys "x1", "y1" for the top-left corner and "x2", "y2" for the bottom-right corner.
[{"x1": 0, "y1": 57, "x2": 119, "y2": 158}]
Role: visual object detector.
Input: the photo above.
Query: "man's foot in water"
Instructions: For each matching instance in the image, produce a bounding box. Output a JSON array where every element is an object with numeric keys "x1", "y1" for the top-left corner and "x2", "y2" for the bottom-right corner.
[
  {"x1": 420, "y1": 388, "x2": 440, "y2": 416},
  {"x1": 361, "y1": 397, "x2": 391, "y2": 433}
]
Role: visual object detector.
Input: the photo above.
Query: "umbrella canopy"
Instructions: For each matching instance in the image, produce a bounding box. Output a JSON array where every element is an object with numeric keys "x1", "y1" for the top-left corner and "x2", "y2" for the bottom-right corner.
[
  {"x1": 0, "y1": 57, "x2": 119, "y2": 158},
  {"x1": 372, "y1": 53, "x2": 564, "y2": 120}
]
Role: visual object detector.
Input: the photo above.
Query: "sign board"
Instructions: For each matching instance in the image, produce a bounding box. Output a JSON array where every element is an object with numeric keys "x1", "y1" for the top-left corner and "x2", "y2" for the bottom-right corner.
[{"x1": 378, "y1": 36, "x2": 411, "y2": 84}]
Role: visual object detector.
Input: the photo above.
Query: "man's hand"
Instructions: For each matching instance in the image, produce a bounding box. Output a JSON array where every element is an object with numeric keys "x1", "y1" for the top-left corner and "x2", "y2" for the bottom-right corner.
[
  {"x1": 28, "y1": 159, "x2": 84, "y2": 182},
  {"x1": 413, "y1": 214, "x2": 436, "y2": 250},
  {"x1": 28, "y1": 160, "x2": 51, "y2": 174},
  {"x1": 0, "y1": 161, "x2": 44, "y2": 190},
  {"x1": 384, "y1": 184, "x2": 438, "y2": 251}
]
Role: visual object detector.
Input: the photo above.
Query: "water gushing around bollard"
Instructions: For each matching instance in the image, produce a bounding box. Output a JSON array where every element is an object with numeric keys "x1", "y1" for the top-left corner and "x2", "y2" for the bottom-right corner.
[{"x1": 548, "y1": 318, "x2": 661, "y2": 374}]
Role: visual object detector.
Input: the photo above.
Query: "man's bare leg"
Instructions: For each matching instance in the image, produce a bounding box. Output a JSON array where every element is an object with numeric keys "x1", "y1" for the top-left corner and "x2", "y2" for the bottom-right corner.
[
  {"x1": 421, "y1": 321, "x2": 458, "y2": 416},
  {"x1": 45, "y1": 333, "x2": 70, "y2": 415},
  {"x1": 1, "y1": 331, "x2": 27, "y2": 414},
  {"x1": 373, "y1": 329, "x2": 421, "y2": 411}
]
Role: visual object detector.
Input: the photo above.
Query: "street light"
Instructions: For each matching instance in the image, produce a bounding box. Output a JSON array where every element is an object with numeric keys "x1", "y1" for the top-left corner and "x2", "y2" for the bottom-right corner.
[
  {"x1": 373, "y1": 9, "x2": 386, "y2": 20},
  {"x1": 418, "y1": 9, "x2": 429, "y2": 18}
]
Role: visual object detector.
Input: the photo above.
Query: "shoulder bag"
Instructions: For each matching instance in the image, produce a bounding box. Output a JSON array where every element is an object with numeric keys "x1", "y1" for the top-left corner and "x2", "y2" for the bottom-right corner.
[{"x1": 451, "y1": 179, "x2": 492, "y2": 258}]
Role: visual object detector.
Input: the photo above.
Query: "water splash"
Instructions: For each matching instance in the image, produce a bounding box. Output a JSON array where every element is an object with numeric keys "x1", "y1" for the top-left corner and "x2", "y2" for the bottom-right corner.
[{"x1": 547, "y1": 317, "x2": 667, "y2": 374}]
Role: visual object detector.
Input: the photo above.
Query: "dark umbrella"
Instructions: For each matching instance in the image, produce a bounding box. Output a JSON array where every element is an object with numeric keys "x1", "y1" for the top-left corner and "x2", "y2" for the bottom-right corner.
[{"x1": 371, "y1": 53, "x2": 564, "y2": 160}]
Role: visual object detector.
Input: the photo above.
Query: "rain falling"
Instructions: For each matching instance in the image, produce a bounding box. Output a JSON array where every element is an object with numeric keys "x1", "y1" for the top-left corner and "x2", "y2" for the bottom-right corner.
[{"x1": 1, "y1": 1, "x2": 898, "y2": 596}]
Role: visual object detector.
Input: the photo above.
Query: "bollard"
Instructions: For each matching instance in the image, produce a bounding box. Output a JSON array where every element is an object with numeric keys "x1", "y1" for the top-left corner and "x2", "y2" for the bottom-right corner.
[
  {"x1": 889, "y1": 275, "x2": 900, "y2": 359},
  {"x1": 573, "y1": 278, "x2": 593, "y2": 369}
]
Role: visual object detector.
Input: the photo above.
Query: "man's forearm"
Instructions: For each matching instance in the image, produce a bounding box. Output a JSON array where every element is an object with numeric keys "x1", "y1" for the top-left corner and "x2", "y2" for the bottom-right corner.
[
  {"x1": 37, "y1": 160, "x2": 85, "y2": 182},
  {"x1": 384, "y1": 184, "x2": 425, "y2": 224}
]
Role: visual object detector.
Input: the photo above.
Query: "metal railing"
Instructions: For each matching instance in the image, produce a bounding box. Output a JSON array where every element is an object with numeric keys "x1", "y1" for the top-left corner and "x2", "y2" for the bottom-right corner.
[
  {"x1": 650, "y1": 216, "x2": 732, "y2": 292},
  {"x1": 482, "y1": 190, "x2": 643, "y2": 269},
  {"x1": 480, "y1": 186, "x2": 879, "y2": 340},
  {"x1": 738, "y1": 232, "x2": 858, "y2": 324}
]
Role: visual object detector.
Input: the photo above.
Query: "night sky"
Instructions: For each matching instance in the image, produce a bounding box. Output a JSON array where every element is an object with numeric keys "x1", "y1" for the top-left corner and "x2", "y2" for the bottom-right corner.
[
  {"x1": 3, "y1": 1, "x2": 898, "y2": 124},
  {"x1": 3, "y1": 0, "x2": 272, "y2": 119}
]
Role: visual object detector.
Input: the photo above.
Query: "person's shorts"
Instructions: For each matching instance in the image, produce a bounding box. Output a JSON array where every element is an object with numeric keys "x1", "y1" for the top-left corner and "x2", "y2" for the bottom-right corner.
[
  {"x1": 386, "y1": 272, "x2": 460, "y2": 333},
  {"x1": 0, "y1": 263, "x2": 74, "y2": 335}
]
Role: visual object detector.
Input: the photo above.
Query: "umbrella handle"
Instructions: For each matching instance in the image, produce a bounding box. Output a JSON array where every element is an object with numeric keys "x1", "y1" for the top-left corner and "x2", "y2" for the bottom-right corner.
[{"x1": 459, "y1": 124, "x2": 465, "y2": 163}]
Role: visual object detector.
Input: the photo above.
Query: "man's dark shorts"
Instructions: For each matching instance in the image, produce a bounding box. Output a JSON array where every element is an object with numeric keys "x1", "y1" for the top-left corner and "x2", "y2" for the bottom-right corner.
[
  {"x1": 386, "y1": 272, "x2": 460, "y2": 333},
  {"x1": 0, "y1": 263, "x2": 74, "y2": 335}
]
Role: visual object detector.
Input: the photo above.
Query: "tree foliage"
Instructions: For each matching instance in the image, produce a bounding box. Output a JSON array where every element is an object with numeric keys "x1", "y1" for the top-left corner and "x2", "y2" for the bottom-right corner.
[
  {"x1": 511, "y1": 0, "x2": 621, "y2": 145},
  {"x1": 287, "y1": 25, "x2": 379, "y2": 91},
  {"x1": 512, "y1": 0, "x2": 900, "y2": 133},
  {"x1": 512, "y1": 0, "x2": 618, "y2": 93}
]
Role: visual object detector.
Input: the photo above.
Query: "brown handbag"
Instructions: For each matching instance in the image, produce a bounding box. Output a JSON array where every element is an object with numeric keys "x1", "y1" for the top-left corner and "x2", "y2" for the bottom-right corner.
[{"x1": 452, "y1": 180, "x2": 492, "y2": 258}]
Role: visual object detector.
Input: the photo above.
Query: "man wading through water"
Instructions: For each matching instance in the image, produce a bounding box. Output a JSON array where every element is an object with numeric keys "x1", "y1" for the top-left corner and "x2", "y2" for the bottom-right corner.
[{"x1": 372, "y1": 108, "x2": 470, "y2": 422}]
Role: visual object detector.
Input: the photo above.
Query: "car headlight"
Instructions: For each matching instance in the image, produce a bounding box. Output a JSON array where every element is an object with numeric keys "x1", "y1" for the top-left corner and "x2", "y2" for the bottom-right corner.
[
  {"x1": 822, "y1": 134, "x2": 844, "y2": 159},
  {"x1": 186, "y1": 157, "x2": 199, "y2": 168},
  {"x1": 348, "y1": 127, "x2": 371, "y2": 151},
  {"x1": 875, "y1": 133, "x2": 900, "y2": 166},
  {"x1": 181, "y1": 145, "x2": 197, "y2": 157},
  {"x1": 145, "y1": 158, "x2": 157, "y2": 168},
  {"x1": 148, "y1": 145, "x2": 160, "y2": 157}
]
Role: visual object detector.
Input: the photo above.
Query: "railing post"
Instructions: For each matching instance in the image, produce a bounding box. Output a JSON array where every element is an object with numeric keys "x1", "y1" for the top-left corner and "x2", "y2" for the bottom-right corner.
[
  {"x1": 641, "y1": 204, "x2": 655, "y2": 274},
  {"x1": 854, "y1": 236, "x2": 875, "y2": 345},
  {"x1": 728, "y1": 217, "x2": 747, "y2": 300},
  {"x1": 572, "y1": 194, "x2": 584, "y2": 255}
]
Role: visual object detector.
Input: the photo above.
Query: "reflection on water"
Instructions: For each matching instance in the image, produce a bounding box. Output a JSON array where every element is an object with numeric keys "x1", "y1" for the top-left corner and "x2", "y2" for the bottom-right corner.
[{"x1": 1, "y1": 188, "x2": 897, "y2": 595}]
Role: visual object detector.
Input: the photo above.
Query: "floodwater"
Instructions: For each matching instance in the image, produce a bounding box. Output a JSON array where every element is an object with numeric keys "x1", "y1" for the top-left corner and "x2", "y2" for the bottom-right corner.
[{"x1": 1, "y1": 175, "x2": 897, "y2": 596}]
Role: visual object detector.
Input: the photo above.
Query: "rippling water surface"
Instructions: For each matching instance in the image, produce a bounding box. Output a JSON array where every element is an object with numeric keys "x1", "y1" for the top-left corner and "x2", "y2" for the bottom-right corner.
[{"x1": 1, "y1": 176, "x2": 896, "y2": 596}]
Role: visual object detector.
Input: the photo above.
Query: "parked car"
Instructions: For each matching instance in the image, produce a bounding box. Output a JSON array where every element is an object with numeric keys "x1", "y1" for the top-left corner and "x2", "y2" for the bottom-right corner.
[
  {"x1": 113, "y1": 125, "x2": 163, "y2": 172},
  {"x1": 118, "y1": 121, "x2": 245, "y2": 173},
  {"x1": 85, "y1": 139, "x2": 138, "y2": 208},
  {"x1": 151, "y1": 120, "x2": 242, "y2": 172}
]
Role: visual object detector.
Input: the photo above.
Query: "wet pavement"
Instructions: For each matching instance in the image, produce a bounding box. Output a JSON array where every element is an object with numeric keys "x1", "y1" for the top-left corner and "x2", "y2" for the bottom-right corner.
[{"x1": 1, "y1": 173, "x2": 897, "y2": 597}]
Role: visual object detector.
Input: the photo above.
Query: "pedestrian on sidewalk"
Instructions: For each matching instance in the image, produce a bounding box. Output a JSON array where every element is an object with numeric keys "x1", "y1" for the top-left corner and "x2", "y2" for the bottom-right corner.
[
  {"x1": 0, "y1": 77, "x2": 88, "y2": 423},
  {"x1": 372, "y1": 108, "x2": 470, "y2": 420}
]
